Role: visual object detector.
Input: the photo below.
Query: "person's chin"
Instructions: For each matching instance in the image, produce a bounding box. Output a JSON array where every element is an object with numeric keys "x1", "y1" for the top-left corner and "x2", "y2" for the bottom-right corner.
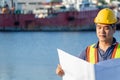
[{"x1": 99, "y1": 38, "x2": 106, "y2": 42}]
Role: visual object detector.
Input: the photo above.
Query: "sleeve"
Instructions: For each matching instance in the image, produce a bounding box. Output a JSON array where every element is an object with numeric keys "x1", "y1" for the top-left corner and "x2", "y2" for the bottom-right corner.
[{"x1": 77, "y1": 49, "x2": 87, "y2": 60}]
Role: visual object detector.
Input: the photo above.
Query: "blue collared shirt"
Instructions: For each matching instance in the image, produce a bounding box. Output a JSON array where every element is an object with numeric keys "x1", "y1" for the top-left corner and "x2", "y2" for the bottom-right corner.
[{"x1": 78, "y1": 38, "x2": 117, "y2": 62}]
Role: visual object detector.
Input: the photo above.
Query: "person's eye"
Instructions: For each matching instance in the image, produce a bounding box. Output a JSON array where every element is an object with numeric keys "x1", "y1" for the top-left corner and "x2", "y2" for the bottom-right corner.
[
  {"x1": 97, "y1": 26, "x2": 101, "y2": 29},
  {"x1": 105, "y1": 26, "x2": 110, "y2": 30}
]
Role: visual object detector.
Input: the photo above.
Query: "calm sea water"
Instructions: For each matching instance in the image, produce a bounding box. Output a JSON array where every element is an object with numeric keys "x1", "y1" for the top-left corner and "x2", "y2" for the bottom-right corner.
[{"x1": 0, "y1": 31, "x2": 120, "y2": 80}]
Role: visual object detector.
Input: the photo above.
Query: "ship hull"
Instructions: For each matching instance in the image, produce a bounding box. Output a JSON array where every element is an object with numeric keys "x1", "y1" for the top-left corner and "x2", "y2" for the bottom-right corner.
[{"x1": 0, "y1": 10, "x2": 100, "y2": 31}]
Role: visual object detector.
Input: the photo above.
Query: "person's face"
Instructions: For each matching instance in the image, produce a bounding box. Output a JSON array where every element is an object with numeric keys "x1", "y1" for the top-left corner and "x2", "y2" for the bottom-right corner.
[{"x1": 96, "y1": 23, "x2": 116, "y2": 42}]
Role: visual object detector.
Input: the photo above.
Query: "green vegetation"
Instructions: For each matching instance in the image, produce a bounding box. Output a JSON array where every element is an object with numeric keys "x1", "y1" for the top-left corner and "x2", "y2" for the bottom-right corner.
[
  {"x1": 110, "y1": 0, "x2": 120, "y2": 2},
  {"x1": 99, "y1": 0, "x2": 107, "y2": 5},
  {"x1": 50, "y1": 0, "x2": 61, "y2": 2}
]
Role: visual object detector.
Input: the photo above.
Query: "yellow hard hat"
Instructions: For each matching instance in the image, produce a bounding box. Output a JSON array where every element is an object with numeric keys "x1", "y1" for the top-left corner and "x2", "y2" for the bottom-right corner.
[{"x1": 94, "y1": 8, "x2": 117, "y2": 24}]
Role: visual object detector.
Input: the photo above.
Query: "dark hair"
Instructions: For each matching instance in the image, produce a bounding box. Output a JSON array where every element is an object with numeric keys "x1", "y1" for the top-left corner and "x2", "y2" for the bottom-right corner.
[{"x1": 110, "y1": 24, "x2": 116, "y2": 28}]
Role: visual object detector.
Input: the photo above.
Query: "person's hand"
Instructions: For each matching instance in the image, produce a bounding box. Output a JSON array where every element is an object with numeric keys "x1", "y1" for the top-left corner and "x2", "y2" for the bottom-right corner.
[{"x1": 56, "y1": 64, "x2": 64, "y2": 77}]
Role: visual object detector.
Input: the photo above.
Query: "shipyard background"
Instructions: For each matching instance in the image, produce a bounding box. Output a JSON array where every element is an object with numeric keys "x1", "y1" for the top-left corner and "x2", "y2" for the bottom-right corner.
[
  {"x1": 0, "y1": 0, "x2": 120, "y2": 80},
  {"x1": 0, "y1": 0, "x2": 120, "y2": 31}
]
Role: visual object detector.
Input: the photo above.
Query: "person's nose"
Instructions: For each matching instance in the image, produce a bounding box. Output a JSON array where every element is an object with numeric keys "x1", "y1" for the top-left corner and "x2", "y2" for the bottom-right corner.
[{"x1": 100, "y1": 28, "x2": 105, "y2": 34}]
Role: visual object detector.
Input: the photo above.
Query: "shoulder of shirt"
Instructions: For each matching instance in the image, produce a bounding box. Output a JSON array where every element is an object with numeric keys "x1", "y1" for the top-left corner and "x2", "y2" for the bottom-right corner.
[{"x1": 87, "y1": 43, "x2": 98, "y2": 48}]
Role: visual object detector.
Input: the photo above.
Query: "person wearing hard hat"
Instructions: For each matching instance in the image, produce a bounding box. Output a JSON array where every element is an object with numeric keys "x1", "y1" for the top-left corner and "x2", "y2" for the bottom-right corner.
[{"x1": 56, "y1": 8, "x2": 120, "y2": 76}]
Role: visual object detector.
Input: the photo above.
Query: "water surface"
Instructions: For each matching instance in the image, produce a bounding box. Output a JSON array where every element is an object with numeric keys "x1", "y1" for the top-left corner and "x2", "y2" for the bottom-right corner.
[{"x1": 0, "y1": 31, "x2": 120, "y2": 80}]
